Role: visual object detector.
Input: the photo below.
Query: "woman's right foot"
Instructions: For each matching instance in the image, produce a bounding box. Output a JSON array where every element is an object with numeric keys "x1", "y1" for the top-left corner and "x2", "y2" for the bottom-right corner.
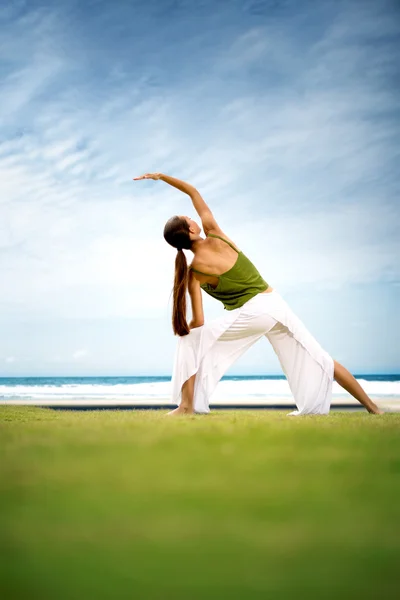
[{"x1": 165, "y1": 405, "x2": 194, "y2": 417}]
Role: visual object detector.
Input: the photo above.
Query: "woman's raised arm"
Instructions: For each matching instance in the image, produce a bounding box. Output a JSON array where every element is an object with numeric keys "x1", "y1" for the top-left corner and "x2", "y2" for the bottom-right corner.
[{"x1": 133, "y1": 172, "x2": 221, "y2": 234}]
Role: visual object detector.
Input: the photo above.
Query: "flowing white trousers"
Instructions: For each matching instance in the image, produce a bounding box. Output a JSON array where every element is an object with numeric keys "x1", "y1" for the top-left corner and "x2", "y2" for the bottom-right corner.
[{"x1": 171, "y1": 290, "x2": 334, "y2": 415}]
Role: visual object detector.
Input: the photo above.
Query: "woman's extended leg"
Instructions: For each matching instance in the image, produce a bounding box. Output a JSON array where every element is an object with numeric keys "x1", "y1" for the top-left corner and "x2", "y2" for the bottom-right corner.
[
  {"x1": 333, "y1": 361, "x2": 383, "y2": 414},
  {"x1": 166, "y1": 374, "x2": 196, "y2": 416},
  {"x1": 265, "y1": 321, "x2": 334, "y2": 415}
]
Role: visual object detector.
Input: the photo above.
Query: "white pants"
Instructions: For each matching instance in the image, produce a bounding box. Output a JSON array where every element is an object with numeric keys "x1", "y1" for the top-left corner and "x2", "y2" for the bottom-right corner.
[{"x1": 171, "y1": 290, "x2": 334, "y2": 415}]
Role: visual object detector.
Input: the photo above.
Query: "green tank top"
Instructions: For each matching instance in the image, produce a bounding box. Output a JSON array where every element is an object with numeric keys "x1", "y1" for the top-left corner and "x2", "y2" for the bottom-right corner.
[{"x1": 190, "y1": 233, "x2": 269, "y2": 310}]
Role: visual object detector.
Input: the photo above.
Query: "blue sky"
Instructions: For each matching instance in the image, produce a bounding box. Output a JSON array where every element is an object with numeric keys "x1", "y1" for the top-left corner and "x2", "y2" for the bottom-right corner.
[{"x1": 1, "y1": 0, "x2": 399, "y2": 376}]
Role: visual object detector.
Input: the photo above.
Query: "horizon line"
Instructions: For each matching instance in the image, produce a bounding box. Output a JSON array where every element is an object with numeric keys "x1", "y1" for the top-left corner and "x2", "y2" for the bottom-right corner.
[{"x1": 1, "y1": 373, "x2": 399, "y2": 379}]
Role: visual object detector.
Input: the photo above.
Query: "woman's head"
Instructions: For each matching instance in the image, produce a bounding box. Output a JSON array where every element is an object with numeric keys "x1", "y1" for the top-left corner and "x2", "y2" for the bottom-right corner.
[
  {"x1": 163, "y1": 215, "x2": 200, "y2": 250},
  {"x1": 163, "y1": 215, "x2": 201, "y2": 337}
]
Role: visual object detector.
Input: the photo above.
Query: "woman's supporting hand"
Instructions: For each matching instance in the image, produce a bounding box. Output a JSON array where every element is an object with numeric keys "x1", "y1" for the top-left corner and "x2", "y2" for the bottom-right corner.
[{"x1": 133, "y1": 173, "x2": 162, "y2": 180}]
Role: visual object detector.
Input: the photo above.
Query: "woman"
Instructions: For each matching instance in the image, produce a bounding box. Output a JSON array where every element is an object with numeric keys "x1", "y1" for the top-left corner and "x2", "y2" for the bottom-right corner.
[{"x1": 133, "y1": 172, "x2": 383, "y2": 416}]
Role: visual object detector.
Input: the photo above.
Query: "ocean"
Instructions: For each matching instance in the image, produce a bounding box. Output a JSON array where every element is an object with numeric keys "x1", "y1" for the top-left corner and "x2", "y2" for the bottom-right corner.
[{"x1": 0, "y1": 374, "x2": 399, "y2": 402}]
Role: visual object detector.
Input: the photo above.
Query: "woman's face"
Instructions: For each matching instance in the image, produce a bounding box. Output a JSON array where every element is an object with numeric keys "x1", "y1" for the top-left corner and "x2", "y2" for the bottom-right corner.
[{"x1": 182, "y1": 215, "x2": 201, "y2": 236}]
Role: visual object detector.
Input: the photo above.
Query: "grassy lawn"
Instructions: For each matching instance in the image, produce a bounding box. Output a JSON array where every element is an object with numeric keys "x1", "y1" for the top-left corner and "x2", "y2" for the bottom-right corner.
[{"x1": 1, "y1": 407, "x2": 399, "y2": 600}]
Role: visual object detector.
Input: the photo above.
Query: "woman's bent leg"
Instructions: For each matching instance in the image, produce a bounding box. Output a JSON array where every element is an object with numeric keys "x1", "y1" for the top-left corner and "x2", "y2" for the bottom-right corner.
[
  {"x1": 333, "y1": 360, "x2": 383, "y2": 414},
  {"x1": 170, "y1": 300, "x2": 278, "y2": 414}
]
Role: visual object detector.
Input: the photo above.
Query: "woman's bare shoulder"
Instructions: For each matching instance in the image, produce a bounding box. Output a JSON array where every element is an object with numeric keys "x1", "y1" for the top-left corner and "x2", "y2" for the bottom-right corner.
[
  {"x1": 189, "y1": 251, "x2": 215, "y2": 274},
  {"x1": 190, "y1": 230, "x2": 241, "y2": 276},
  {"x1": 206, "y1": 227, "x2": 241, "y2": 253}
]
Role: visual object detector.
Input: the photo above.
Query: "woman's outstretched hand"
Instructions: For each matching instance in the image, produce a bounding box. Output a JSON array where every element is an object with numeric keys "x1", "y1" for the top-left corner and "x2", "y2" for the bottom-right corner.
[{"x1": 133, "y1": 173, "x2": 162, "y2": 181}]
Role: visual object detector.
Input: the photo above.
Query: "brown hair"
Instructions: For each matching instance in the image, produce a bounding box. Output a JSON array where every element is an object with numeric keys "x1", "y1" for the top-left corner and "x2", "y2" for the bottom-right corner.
[{"x1": 163, "y1": 216, "x2": 192, "y2": 336}]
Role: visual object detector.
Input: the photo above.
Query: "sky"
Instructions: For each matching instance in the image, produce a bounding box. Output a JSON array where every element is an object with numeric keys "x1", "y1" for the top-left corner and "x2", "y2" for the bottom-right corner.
[{"x1": 0, "y1": 0, "x2": 399, "y2": 377}]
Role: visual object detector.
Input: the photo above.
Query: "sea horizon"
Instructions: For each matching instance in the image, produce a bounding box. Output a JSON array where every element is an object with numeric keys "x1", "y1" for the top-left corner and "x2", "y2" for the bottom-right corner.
[
  {"x1": 1, "y1": 374, "x2": 399, "y2": 403},
  {"x1": 1, "y1": 373, "x2": 399, "y2": 380}
]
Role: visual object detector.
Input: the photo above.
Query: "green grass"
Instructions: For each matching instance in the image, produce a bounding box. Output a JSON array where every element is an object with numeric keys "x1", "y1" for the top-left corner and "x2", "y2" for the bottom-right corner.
[{"x1": 1, "y1": 407, "x2": 400, "y2": 600}]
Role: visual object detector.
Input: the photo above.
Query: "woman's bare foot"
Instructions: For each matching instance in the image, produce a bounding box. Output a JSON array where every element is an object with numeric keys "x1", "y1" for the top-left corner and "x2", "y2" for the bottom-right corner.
[
  {"x1": 165, "y1": 405, "x2": 194, "y2": 417},
  {"x1": 368, "y1": 405, "x2": 384, "y2": 415},
  {"x1": 166, "y1": 375, "x2": 196, "y2": 417},
  {"x1": 333, "y1": 361, "x2": 385, "y2": 415}
]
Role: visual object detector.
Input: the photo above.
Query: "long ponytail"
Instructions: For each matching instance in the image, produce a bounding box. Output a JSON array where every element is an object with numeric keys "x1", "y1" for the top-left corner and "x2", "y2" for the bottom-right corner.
[
  {"x1": 173, "y1": 249, "x2": 190, "y2": 336},
  {"x1": 163, "y1": 215, "x2": 193, "y2": 336}
]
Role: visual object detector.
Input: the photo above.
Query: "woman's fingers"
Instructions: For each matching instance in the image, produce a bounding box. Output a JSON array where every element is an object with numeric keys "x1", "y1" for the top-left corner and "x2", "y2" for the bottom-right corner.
[{"x1": 133, "y1": 173, "x2": 160, "y2": 180}]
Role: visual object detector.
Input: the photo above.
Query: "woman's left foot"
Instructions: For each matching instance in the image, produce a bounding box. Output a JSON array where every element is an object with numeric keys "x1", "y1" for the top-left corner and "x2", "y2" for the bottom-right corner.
[{"x1": 165, "y1": 405, "x2": 194, "y2": 417}]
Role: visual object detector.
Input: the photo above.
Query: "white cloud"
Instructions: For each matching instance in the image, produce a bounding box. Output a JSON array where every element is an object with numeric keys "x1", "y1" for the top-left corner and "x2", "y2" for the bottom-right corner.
[{"x1": 5, "y1": 356, "x2": 16, "y2": 363}]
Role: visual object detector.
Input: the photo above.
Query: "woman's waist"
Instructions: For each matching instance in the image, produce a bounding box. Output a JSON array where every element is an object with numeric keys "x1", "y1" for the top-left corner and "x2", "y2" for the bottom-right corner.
[
  {"x1": 205, "y1": 283, "x2": 272, "y2": 297},
  {"x1": 202, "y1": 275, "x2": 269, "y2": 293},
  {"x1": 204, "y1": 285, "x2": 276, "y2": 312}
]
